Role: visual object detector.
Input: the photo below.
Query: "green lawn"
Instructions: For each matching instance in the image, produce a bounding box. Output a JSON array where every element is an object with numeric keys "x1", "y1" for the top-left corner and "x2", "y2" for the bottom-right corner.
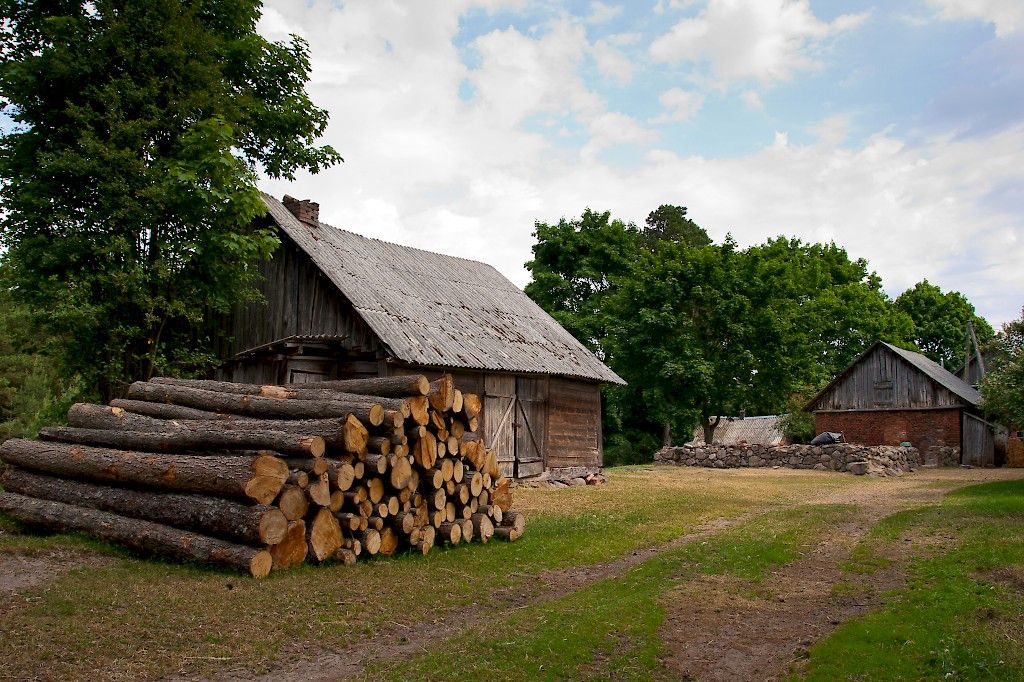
[
  {"x1": 1, "y1": 467, "x2": 1020, "y2": 680},
  {"x1": 799, "y1": 480, "x2": 1024, "y2": 681}
]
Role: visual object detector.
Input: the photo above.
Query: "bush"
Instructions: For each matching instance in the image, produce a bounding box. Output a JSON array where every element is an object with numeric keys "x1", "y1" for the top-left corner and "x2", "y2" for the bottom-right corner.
[{"x1": 603, "y1": 429, "x2": 662, "y2": 467}]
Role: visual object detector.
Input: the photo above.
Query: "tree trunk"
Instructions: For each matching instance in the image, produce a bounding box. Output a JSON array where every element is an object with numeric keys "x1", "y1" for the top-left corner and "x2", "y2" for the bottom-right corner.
[
  {"x1": 0, "y1": 439, "x2": 287, "y2": 505},
  {"x1": 662, "y1": 422, "x2": 672, "y2": 447},
  {"x1": 126, "y1": 382, "x2": 384, "y2": 425},
  {"x1": 0, "y1": 493, "x2": 272, "y2": 577},
  {"x1": 306, "y1": 508, "x2": 342, "y2": 562},
  {"x1": 472, "y1": 513, "x2": 495, "y2": 543},
  {"x1": 285, "y1": 375, "x2": 430, "y2": 397},
  {"x1": 1, "y1": 468, "x2": 287, "y2": 546},
  {"x1": 438, "y1": 521, "x2": 462, "y2": 545},
  {"x1": 276, "y1": 485, "x2": 310, "y2": 522},
  {"x1": 461, "y1": 393, "x2": 482, "y2": 419},
  {"x1": 68, "y1": 403, "x2": 364, "y2": 453},
  {"x1": 702, "y1": 415, "x2": 722, "y2": 445},
  {"x1": 109, "y1": 399, "x2": 231, "y2": 421},
  {"x1": 39, "y1": 426, "x2": 325, "y2": 459},
  {"x1": 269, "y1": 520, "x2": 308, "y2": 570}
]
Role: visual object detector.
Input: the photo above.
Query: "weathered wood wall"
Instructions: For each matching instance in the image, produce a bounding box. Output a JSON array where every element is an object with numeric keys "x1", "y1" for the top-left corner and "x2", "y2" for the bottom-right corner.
[
  {"x1": 228, "y1": 237, "x2": 383, "y2": 358},
  {"x1": 813, "y1": 345, "x2": 962, "y2": 411},
  {"x1": 546, "y1": 378, "x2": 602, "y2": 471}
]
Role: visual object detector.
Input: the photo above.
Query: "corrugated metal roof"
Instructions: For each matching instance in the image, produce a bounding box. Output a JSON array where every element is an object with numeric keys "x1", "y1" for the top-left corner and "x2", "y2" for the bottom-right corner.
[
  {"x1": 881, "y1": 342, "x2": 981, "y2": 406},
  {"x1": 688, "y1": 415, "x2": 786, "y2": 446},
  {"x1": 262, "y1": 195, "x2": 625, "y2": 384}
]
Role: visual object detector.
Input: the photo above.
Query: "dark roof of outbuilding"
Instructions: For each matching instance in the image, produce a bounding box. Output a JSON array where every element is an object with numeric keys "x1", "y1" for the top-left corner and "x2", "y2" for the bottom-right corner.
[
  {"x1": 262, "y1": 194, "x2": 625, "y2": 384},
  {"x1": 805, "y1": 340, "x2": 981, "y2": 411}
]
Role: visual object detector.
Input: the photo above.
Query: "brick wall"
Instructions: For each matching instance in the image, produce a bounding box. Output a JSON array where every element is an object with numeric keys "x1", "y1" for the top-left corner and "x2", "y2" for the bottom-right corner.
[{"x1": 815, "y1": 408, "x2": 961, "y2": 452}]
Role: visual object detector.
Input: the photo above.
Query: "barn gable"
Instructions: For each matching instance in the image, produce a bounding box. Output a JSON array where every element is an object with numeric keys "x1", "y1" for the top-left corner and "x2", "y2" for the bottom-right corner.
[{"x1": 806, "y1": 342, "x2": 980, "y2": 413}]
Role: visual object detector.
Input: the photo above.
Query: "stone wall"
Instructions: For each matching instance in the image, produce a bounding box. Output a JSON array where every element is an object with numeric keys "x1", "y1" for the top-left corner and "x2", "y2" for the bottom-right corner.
[
  {"x1": 655, "y1": 442, "x2": 921, "y2": 476},
  {"x1": 924, "y1": 445, "x2": 961, "y2": 467},
  {"x1": 814, "y1": 408, "x2": 961, "y2": 453}
]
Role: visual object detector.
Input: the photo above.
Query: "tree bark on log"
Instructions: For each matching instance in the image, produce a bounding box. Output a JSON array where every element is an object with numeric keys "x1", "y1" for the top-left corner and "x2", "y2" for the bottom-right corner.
[
  {"x1": 501, "y1": 510, "x2": 527, "y2": 535},
  {"x1": 438, "y1": 521, "x2": 462, "y2": 544},
  {"x1": 1, "y1": 469, "x2": 287, "y2": 546},
  {"x1": 472, "y1": 513, "x2": 495, "y2": 543},
  {"x1": 68, "y1": 404, "x2": 363, "y2": 453},
  {"x1": 39, "y1": 426, "x2": 325, "y2": 459},
  {"x1": 126, "y1": 382, "x2": 384, "y2": 426},
  {"x1": 0, "y1": 439, "x2": 287, "y2": 505},
  {"x1": 0, "y1": 493, "x2": 272, "y2": 577},
  {"x1": 108, "y1": 399, "x2": 231, "y2": 421},
  {"x1": 493, "y1": 526, "x2": 521, "y2": 542},
  {"x1": 283, "y1": 375, "x2": 430, "y2": 397}
]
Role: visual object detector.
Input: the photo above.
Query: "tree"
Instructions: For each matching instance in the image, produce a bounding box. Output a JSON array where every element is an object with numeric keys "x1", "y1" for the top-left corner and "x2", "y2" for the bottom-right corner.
[
  {"x1": 524, "y1": 209, "x2": 641, "y2": 357},
  {"x1": 0, "y1": 0, "x2": 342, "y2": 399},
  {"x1": 980, "y1": 308, "x2": 1024, "y2": 430},
  {"x1": 641, "y1": 204, "x2": 711, "y2": 249},
  {"x1": 895, "y1": 280, "x2": 994, "y2": 369},
  {"x1": 607, "y1": 238, "x2": 775, "y2": 446}
]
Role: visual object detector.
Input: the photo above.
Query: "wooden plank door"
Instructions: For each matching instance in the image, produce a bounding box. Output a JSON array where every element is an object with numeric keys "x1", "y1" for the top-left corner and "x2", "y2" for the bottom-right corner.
[
  {"x1": 484, "y1": 375, "x2": 517, "y2": 478},
  {"x1": 962, "y1": 413, "x2": 994, "y2": 467},
  {"x1": 515, "y1": 376, "x2": 548, "y2": 478}
]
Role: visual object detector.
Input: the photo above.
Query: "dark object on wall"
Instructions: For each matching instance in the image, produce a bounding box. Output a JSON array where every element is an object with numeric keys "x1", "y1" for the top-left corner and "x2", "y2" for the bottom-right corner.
[
  {"x1": 219, "y1": 195, "x2": 625, "y2": 478},
  {"x1": 810, "y1": 432, "x2": 844, "y2": 445},
  {"x1": 805, "y1": 341, "x2": 1001, "y2": 466}
]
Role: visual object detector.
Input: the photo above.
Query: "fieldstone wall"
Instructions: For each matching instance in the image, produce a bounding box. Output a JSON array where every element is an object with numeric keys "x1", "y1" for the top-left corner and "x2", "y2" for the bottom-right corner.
[
  {"x1": 655, "y1": 442, "x2": 921, "y2": 476},
  {"x1": 924, "y1": 445, "x2": 961, "y2": 467}
]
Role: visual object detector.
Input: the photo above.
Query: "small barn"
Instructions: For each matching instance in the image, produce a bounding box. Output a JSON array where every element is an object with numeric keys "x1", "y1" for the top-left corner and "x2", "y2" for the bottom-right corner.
[
  {"x1": 219, "y1": 195, "x2": 624, "y2": 478},
  {"x1": 687, "y1": 415, "x2": 786, "y2": 446},
  {"x1": 805, "y1": 341, "x2": 999, "y2": 466}
]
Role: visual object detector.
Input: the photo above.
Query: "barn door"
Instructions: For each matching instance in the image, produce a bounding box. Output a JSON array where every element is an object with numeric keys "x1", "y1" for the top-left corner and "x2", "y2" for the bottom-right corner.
[
  {"x1": 963, "y1": 413, "x2": 995, "y2": 467},
  {"x1": 484, "y1": 375, "x2": 517, "y2": 478},
  {"x1": 515, "y1": 377, "x2": 548, "y2": 478}
]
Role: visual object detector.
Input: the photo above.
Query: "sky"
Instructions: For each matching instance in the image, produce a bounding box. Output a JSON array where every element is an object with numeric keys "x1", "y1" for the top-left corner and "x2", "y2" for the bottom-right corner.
[{"x1": 256, "y1": 0, "x2": 1024, "y2": 326}]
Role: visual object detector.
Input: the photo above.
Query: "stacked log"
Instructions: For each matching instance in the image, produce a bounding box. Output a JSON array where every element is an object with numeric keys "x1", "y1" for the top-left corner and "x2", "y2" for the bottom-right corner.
[{"x1": 0, "y1": 374, "x2": 524, "y2": 577}]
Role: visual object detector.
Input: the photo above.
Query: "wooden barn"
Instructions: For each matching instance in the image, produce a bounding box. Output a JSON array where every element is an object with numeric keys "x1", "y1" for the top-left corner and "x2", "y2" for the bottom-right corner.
[
  {"x1": 805, "y1": 341, "x2": 1000, "y2": 466},
  {"x1": 218, "y1": 195, "x2": 624, "y2": 478}
]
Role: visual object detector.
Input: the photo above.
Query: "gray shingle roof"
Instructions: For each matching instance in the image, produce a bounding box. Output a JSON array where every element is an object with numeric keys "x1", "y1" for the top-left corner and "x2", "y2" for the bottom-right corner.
[
  {"x1": 688, "y1": 415, "x2": 785, "y2": 446},
  {"x1": 263, "y1": 195, "x2": 624, "y2": 384},
  {"x1": 881, "y1": 342, "x2": 981, "y2": 406}
]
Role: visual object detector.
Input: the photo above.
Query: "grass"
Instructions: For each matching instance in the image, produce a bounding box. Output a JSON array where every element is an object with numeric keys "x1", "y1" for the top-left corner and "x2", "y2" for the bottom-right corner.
[
  {"x1": 2, "y1": 466, "x2": 1019, "y2": 680},
  {"x1": 364, "y1": 504, "x2": 849, "y2": 681},
  {"x1": 0, "y1": 466, "x2": 841, "y2": 680},
  {"x1": 799, "y1": 479, "x2": 1024, "y2": 681}
]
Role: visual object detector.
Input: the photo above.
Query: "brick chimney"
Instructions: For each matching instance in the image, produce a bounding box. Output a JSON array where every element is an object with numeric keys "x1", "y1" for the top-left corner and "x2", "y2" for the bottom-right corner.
[{"x1": 282, "y1": 195, "x2": 319, "y2": 225}]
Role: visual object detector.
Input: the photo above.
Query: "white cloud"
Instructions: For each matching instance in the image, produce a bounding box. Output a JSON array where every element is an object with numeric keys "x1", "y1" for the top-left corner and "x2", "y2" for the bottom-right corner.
[
  {"x1": 809, "y1": 113, "x2": 851, "y2": 145},
  {"x1": 741, "y1": 89, "x2": 765, "y2": 110},
  {"x1": 651, "y1": 87, "x2": 705, "y2": 123},
  {"x1": 927, "y1": 0, "x2": 1024, "y2": 37},
  {"x1": 592, "y1": 39, "x2": 635, "y2": 83},
  {"x1": 587, "y1": 1, "x2": 623, "y2": 24},
  {"x1": 256, "y1": 0, "x2": 1023, "y2": 326},
  {"x1": 649, "y1": 0, "x2": 869, "y2": 85}
]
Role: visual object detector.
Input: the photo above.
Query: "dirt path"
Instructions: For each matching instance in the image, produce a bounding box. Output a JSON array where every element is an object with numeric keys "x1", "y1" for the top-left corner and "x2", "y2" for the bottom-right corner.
[
  {"x1": 656, "y1": 467, "x2": 1019, "y2": 681},
  {"x1": 209, "y1": 468, "x2": 1021, "y2": 681}
]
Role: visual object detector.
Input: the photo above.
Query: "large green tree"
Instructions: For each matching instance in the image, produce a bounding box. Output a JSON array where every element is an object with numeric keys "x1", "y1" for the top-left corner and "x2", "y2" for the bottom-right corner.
[
  {"x1": 980, "y1": 308, "x2": 1024, "y2": 430},
  {"x1": 523, "y1": 209, "x2": 641, "y2": 357},
  {"x1": 0, "y1": 0, "x2": 341, "y2": 399},
  {"x1": 641, "y1": 204, "x2": 711, "y2": 249},
  {"x1": 895, "y1": 280, "x2": 994, "y2": 368}
]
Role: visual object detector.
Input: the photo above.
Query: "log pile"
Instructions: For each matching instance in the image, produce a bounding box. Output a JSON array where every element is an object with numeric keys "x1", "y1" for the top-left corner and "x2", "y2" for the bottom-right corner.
[{"x1": 0, "y1": 374, "x2": 525, "y2": 578}]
